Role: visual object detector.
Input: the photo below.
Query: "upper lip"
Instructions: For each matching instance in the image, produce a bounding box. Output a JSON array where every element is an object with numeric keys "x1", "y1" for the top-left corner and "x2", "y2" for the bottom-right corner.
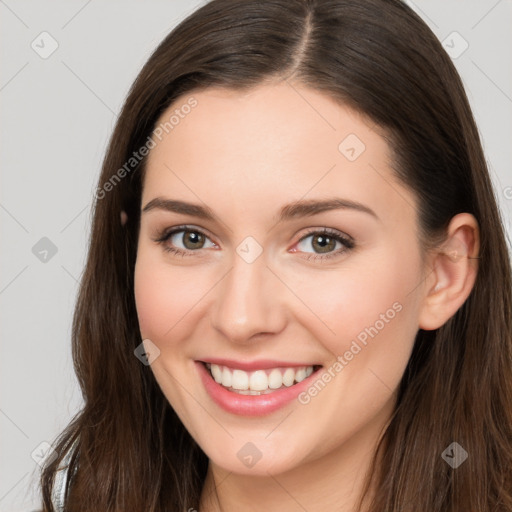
[{"x1": 197, "y1": 358, "x2": 321, "y2": 371}]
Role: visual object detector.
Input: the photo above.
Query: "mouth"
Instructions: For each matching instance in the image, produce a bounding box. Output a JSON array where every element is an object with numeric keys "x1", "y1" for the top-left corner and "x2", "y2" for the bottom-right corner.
[
  {"x1": 196, "y1": 360, "x2": 323, "y2": 416},
  {"x1": 203, "y1": 362, "x2": 322, "y2": 395}
]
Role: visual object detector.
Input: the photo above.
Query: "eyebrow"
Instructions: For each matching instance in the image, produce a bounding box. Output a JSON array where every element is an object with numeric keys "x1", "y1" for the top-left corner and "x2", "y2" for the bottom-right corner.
[{"x1": 141, "y1": 197, "x2": 379, "y2": 222}]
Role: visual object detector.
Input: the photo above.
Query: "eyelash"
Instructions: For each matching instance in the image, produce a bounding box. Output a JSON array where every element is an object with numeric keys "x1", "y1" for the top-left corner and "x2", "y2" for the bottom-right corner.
[
  {"x1": 153, "y1": 225, "x2": 355, "y2": 261},
  {"x1": 293, "y1": 227, "x2": 355, "y2": 261}
]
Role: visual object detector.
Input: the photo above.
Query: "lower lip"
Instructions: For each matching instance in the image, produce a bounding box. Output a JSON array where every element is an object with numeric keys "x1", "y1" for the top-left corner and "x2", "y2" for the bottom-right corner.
[{"x1": 196, "y1": 361, "x2": 321, "y2": 416}]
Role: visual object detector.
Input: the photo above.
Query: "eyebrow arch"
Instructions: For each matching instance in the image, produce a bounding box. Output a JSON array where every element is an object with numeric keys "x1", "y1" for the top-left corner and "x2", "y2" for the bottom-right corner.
[
  {"x1": 142, "y1": 198, "x2": 215, "y2": 220},
  {"x1": 278, "y1": 198, "x2": 379, "y2": 222},
  {"x1": 141, "y1": 197, "x2": 379, "y2": 222}
]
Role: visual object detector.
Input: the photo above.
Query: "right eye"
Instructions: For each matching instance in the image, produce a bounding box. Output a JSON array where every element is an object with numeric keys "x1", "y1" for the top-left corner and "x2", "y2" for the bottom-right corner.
[{"x1": 155, "y1": 226, "x2": 218, "y2": 255}]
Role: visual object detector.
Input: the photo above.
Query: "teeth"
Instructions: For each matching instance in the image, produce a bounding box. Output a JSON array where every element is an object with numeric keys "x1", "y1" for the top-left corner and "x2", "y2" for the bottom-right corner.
[
  {"x1": 295, "y1": 368, "x2": 307, "y2": 383},
  {"x1": 282, "y1": 368, "x2": 295, "y2": 387},
  {"x1": 249, "y1": 370, "x2": 268, "y2": 391},
  {"x1": 221, "y1": 366, "x2": 232, "y2": 388},
  {"x1": 231, "y1": 369, "x2": 249, "y2": 390},
  {"x1": 211, "y1": 364, "x2": 222, "y2": 384},
  {"x1": 268, "y1": 368, "x2": 283, "y2": 389},
  {"x1": 206, "y1": 363, "x2": 316, "y2": 393}
]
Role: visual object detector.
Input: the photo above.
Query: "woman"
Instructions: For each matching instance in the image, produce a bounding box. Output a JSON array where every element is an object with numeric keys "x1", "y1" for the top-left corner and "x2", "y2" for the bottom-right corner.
[{"x1": 41, "y1": 0, "x2": 512, "y2": 510}]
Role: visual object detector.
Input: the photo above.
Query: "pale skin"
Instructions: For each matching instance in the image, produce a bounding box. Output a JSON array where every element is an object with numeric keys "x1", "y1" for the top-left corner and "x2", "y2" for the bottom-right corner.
[{"x1": 133, "y1": 81, "x2": 479, "y2": 512}]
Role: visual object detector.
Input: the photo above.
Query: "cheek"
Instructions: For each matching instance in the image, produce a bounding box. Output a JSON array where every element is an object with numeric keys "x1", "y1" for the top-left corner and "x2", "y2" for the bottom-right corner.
[
  {"x1": 134, "y1": 259, "x2": 171, "y2": 339},
  {"x1": 283, "y1": 247, "x2": 422, "y2": 368},
  {"x1": 282, "y1": 253, "x2": 422, "y2": 457},
  {"x1": 134, "y1": 251, "x2": 198, "y2": 342}
]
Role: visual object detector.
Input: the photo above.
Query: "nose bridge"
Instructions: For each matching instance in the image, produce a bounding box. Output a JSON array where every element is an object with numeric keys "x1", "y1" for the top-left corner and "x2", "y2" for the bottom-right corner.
[{"x1": 210, "y1": 247, "x2": 285, "y2": 342}]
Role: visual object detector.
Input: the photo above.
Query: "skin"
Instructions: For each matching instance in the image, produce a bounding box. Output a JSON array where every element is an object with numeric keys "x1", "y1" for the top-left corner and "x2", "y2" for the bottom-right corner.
[{"x1": 133, "y1": 81, "x2": 479, "y2": 511}]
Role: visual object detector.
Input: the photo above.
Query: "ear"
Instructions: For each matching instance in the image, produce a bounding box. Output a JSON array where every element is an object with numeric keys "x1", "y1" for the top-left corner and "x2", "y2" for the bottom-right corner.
[
  {"x1": 121, "y1": 210, "x2": 128, "y2": 226},
  {"x1": 418, "y1": 213, "x2": 480, "y2": 331}
]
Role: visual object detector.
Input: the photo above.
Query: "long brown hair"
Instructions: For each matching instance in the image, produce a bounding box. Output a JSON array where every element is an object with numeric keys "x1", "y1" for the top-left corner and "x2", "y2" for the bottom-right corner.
[{"x1": 40, "y1": 0, "x2": 512, "y2": 510}]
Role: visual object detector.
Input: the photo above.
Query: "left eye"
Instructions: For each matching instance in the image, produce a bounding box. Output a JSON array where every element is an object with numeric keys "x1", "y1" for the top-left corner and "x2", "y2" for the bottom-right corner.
[{"x1": 296, "y1": 231, "x2": 352, "y2": 254}]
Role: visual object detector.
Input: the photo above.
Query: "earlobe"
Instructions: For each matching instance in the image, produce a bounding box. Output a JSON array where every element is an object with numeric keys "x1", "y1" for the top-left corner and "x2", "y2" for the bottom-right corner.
[
  {"x1": 418, "y1": 213, "x2": 480, "y2": 331},
  {"x1": 121, "y1": 210, "x2": 128, "y2": 226}
]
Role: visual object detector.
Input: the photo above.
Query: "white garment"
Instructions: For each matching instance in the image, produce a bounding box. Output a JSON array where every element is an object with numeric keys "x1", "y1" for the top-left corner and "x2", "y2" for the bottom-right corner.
[{"x1": 51, "y1": 439, "x2": 78, "y2": 511}]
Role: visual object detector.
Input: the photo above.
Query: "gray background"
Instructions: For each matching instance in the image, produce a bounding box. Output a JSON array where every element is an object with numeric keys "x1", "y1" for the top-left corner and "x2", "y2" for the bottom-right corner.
[{"x1": 1, "y1": 1, "x2": 510, "y2": 510}]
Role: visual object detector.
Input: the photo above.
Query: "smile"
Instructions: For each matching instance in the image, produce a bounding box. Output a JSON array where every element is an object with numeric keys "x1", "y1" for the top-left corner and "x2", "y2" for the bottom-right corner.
[
  {"x1": 206, "y1": 363, "x2": 316, "y2": 395},
  {"x1": 196, "y1": 360, "x2": 323, "y2": 416}
]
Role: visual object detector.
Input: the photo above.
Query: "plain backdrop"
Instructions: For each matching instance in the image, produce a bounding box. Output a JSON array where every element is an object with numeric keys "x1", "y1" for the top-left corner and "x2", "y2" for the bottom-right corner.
[{"x1": 1, "y1": 1, "x2": 511, "y2": 510}]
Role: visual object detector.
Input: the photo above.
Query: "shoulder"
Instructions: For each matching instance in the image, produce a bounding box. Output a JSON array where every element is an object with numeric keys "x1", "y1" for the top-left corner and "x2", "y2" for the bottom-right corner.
[{"x1": 51, "y1": 438, "x2": 79, "y2": 512}]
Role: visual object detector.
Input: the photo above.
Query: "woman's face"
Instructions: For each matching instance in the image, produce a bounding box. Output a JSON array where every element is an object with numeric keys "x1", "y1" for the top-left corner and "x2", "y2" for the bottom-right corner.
[{"x1": 134, "y1": 82, "x2": 427, "y2": 476}]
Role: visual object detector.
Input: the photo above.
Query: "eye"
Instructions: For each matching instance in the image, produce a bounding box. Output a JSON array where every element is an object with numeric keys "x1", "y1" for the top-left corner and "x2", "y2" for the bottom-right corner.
[
  {"x1": 154, "y1": 226, "x2": 217, "y2": 255},
  {"x1": 293, "y1": 228, "x2": 354, "y2": 260},
  {"x1": 153, "y1": 225, "x2": 354, "y2": 260}
]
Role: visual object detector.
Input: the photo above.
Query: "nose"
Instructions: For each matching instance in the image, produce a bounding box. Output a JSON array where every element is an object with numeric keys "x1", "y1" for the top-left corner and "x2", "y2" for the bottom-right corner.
[{"x1": 210, "y1": 249, "x2": 287, "y2": 344}]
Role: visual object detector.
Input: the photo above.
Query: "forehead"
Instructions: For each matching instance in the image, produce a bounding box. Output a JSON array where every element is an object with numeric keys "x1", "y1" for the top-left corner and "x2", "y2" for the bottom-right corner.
[{"x1": 142, "y1": 82, "x2": 416, "y2": 227}]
